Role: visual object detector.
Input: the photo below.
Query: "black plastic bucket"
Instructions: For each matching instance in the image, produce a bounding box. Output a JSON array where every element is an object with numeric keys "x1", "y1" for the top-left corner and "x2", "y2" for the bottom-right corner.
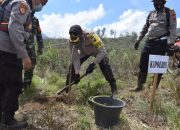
[{"x1": 88, "y1": 95, "x2": 125, "y2": 128}]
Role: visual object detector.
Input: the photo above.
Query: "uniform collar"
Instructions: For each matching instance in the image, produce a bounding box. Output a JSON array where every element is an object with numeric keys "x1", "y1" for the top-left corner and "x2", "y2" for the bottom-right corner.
[
  {"x1": 26, "y1": 0, "x2": 32, "y2": 10},
  {"x1": 155, "y1": 7, "x2": 166, "y2": 16}
]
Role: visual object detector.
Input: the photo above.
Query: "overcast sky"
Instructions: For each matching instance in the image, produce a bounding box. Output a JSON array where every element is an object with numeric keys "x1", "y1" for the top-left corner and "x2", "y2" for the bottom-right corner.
[{"x1": 35, "y1": 0, "x2": 180, "y2": 38}]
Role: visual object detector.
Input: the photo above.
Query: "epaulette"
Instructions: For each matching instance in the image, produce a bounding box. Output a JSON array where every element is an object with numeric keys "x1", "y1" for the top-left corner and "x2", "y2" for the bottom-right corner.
[
  {"x1": 169, "y1": 8, "x2": 176, "y2": 21},
  {"x1": 86, "y1": 32, "x2": 103, "y2": 48}
]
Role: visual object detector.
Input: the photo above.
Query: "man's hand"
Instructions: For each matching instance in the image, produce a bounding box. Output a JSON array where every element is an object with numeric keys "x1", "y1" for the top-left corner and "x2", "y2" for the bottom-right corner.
[
  {"x1": 169, "y1": 43, "x2": 175, "y2": 48},
  {"x1": 86, "y1": 62, "x2": 96, "y2": 74},
  {"x1": 37, "y1": 49, "x2": 43, "y2": 55},
  {"x1": 23, "y1": 57, "x2": 32, "y2": 71},
  {"x1": 134, "y1": 40, "x2": 140, "y2": 50},
  {"x1": 74, "y1": 73, "x2": 80, "y2": 84}
]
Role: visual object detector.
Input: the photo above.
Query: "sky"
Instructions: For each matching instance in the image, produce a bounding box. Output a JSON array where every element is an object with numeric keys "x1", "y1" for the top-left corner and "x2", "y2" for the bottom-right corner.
[{"x1": 35, "y1": 0, "x2": 180, "y2": 38}]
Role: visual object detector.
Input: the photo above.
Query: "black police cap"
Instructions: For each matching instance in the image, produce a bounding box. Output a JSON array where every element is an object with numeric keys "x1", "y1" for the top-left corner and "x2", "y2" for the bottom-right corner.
[{"x1": 69, "y1": 25, "x2": 82, "y2": 36}]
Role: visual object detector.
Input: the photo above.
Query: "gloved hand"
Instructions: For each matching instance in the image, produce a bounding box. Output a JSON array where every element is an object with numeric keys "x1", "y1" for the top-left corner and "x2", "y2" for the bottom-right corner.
[
  {"x1": 74, "y1": 73, "x2": 80, "y2": 84},
  {"x1": 166, "y1": 43, "x2": 175, "y2": 56},
  {"x1": 134, "y1": 40, "x2": 140, "y2": 50},
  {"x1": 37, "y1": 49, "x2": 43, "y2": 55},
  {"x1": 86, "y1": 62, "x2": 96, "y2": 74}
]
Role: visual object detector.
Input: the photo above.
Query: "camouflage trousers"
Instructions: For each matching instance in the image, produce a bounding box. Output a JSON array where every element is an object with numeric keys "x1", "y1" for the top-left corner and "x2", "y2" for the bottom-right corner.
[{"x1": 24, "y1": 44, "x2": 36, "y2": 87}]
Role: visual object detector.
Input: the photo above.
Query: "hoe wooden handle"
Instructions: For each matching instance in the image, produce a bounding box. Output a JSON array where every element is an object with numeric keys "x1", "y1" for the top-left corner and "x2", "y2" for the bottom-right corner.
[{"x1": 56, "y1": 73, "x2": 87, "y2": 95}]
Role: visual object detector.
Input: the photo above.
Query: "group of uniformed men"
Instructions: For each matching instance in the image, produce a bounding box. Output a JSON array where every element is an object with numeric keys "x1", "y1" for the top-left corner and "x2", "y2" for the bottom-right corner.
[{"x1": 0, "y1": 0, "x2": 177, "y2": 129}]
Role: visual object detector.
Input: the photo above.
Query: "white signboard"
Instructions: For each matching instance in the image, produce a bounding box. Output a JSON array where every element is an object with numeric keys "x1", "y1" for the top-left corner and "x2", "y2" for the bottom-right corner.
[{"x1": 148, "y1": 55, "x2": 169, "y2": 74}]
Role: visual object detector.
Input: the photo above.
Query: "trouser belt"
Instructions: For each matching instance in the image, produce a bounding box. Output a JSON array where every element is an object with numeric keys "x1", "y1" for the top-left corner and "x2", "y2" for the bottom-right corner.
[
  {"x1": 0, "y1": 22, "x2": 8, "y2": 31},
  {"x1": 147, "y1": 32, "x2": 169, "y2": 42},
  {"x1": 154, "y1": 36, "x2": 167, "y2": 41}
]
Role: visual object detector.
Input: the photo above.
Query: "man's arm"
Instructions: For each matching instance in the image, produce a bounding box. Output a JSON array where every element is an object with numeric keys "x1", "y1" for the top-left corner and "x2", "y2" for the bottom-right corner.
[
  {"x1": 87, "y1": 33, "x2": 106, "y2": 64},
  {"x1": 134, "y1": 12, "x2": 151, "y2": 49},
  {"x1": 8, "y1": 1, "x2": 32, "y2": 70},
  {"x1": 168, "y1": 9, "x2": 177, "y2": 44},
  {"x1": 8, "y1": 1, "x2": 30, "y2": 59},
  {"x1": 137, "y1": 12, "x2": 151, "y2": 41},
  {"x1": 36, "y1": 19, "x2": 44, "y2": 53},
  {"x1": 69, "y1": 42, "x2": 81, "y2": 74}
]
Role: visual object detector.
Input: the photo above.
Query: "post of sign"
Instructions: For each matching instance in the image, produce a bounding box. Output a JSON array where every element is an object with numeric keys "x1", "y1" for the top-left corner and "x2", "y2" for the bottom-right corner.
[
  {"x1": 148, "y1": 55, "x2": 169, "y2": 111},
  {"x1": 149, "y1": 74, "x2": 158, "y2": 111}
]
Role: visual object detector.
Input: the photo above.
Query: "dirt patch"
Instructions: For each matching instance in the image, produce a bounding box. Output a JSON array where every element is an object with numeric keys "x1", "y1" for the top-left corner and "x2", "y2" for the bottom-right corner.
[
  {"x1": 119, "y1": 86, "x2": 170, "y2": 130},
  {"x1": 14, "y1": 85, "x2": 174, "y2": 130},
  {"x1": 33, "y1": 91, "x2": 77, "y2": 105},
  {"x1": 127, "y1": 110, "x2": 166, "y2": 128},
  {"x1": 19, "y1": 102, "x2": 79, "y2": 130}
]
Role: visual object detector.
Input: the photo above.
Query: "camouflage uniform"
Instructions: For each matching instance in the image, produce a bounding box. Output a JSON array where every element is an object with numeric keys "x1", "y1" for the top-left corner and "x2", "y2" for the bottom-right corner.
[
  {"x1": 0, "y1": 0, "x2": 31, "y2": 126},
  {"x1": 66, "y1": 29, "x2": 117, "y2": 94},
  {"x1": 134, "y1": 7, "x2": 177, "y2": 91},
  {"x1": 24, "y1": 16, "x2": 44, "y2": 87}
]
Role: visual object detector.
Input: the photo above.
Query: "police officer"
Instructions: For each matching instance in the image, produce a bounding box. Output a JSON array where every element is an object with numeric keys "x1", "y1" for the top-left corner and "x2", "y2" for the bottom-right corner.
[
  {"x1": 66, "y1": 25, "x2": 117, "y2": 95},
  {"x1": 24, "y1": 15, "x2": 44, "y2": 88},
  {"x1": 0, "y1": 0, "x2": 48, "y2": 129},
  {"x1": 130, "y1": 0, "x2": 177, "y2": 92}
]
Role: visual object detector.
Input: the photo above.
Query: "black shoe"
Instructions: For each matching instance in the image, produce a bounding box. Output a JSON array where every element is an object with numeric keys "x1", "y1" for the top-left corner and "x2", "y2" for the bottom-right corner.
[
  {"x1": 4, "y1": 118, "x2": 27, "y2": 129},
  {"x1": 129, "y1": 86, "x2": 143, "y2": 92},
  {"x1": 64, "y1": 86, "x2": 71, "y2": 93},
  {"x1": 112, "y1": 89, "x2": 118, "y2": 95},
  {"x1": 110, "y1": 82, "x2": 118, "y2": 95},
  {"x1": 111, "y1": 86, "x2": 118, "y2": 94}
]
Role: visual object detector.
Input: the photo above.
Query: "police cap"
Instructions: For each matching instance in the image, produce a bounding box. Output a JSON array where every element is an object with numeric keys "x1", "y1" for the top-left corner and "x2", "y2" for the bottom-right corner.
[
  {"x1": 69, "y1": 25, "x2": 82, "y2": 36},
  {"x1": 69, "y1": 25, "x2": 82, "y2": 43}
]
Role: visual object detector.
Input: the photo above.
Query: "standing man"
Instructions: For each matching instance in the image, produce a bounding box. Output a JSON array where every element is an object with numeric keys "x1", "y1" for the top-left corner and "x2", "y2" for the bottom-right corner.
[
  {"x1": 0, "y1": 0, "x2": 48, "y2": 129},
  {"x1": 24, "y1": 15, "x2": 44, "y2": 88},
  {"x1": 131, "y1": 0, "x2": 177, "y2": 92},
  {"x1": 65, "y1": 25, "x2": 117, "y2": 95}
]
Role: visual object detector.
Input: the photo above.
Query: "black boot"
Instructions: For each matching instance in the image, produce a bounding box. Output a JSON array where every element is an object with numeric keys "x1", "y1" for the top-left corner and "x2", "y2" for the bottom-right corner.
[
  {"x1": 65, "y1": 77, "x2": 71, "y2": 93},
  {"x1": 4, "y1": 118, "x2": 27, "y2": 129},
  {"x1": 130, "y1": 72, "x2": 147, "y2": 92},
  {"x1": 130, "y1": 82, "x2": 143, "y2": 92},
  {"x1": 64, "y1": 86, "x2": 71, "y2": 93},
  {"x1": 110, "y1": 82, "x2": 118, "y2": 94}
]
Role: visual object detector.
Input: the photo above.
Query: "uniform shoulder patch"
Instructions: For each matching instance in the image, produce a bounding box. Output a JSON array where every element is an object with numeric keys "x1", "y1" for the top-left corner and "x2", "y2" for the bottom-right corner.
[
  {"x1": 0, "y1": 0, "x2": 3, "y2": 5},
  {"x1": 87, "y1": 33, "x2": 103, "y2": 48},
  {"x1": 170, "y1": 9, "x2": 176, "y2": 21},
  {"x1": 19, "y1": 2, "x2": 28, "y2": 15}
]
